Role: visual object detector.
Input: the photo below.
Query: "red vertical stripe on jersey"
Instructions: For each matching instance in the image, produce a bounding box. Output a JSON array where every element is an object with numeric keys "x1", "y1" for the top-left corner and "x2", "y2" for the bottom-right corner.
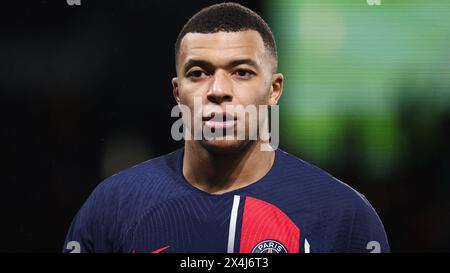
[{"x1": 239, "y1": 196, "x2": 300, "y2": 253}]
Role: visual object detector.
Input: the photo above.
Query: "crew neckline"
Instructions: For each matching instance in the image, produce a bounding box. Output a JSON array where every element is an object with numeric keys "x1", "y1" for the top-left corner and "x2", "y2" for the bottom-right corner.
[{"x1": 175, "y1": 146, "x2": 282, "y2": 198}]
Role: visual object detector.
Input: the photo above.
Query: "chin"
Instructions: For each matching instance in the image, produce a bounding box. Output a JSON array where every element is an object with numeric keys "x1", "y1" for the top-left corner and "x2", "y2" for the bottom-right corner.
[{"x1": 199, "y1": 139, "x2": 253, "y2": 155}]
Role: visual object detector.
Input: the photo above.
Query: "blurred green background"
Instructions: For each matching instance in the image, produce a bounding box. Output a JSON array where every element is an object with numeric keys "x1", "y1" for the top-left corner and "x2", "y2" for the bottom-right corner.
[{"x1": 265, "y1": 0, "x2": 450, "y2": 251}]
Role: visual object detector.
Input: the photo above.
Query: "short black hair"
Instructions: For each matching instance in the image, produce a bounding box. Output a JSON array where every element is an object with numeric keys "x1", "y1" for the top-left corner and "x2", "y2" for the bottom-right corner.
[{"x1": 175, "y1": 2, "x2": 278, "y2": 71}]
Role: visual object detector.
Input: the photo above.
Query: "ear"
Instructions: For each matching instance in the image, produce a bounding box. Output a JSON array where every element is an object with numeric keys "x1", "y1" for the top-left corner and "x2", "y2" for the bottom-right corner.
[
  {"x1": 172, "y1": 77, "x2": 181, "y2": 104},
  {"x1": 269, "y1": 73, "x2": 284, "y2": 106}
]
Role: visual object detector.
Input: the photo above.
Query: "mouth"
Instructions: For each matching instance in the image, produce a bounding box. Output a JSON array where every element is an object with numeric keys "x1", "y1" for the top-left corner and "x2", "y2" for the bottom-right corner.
[{"x1": 202, "y1": 112, "x2": 237, "y2": 129}]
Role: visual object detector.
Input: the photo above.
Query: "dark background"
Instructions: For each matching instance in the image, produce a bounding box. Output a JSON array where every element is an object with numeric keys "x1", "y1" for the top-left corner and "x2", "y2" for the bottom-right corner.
[{"x1": 1, "y1": 0, "x2": 449, "y2": 252}]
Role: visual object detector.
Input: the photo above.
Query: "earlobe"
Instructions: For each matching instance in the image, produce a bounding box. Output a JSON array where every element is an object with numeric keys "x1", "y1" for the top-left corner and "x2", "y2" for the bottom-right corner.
[
  {"x1": 172, "y1": 77, "x2": 180, "y2": 104},
  {"x1": 269, "y1": 73, "x2": 284, "y2": 105}
]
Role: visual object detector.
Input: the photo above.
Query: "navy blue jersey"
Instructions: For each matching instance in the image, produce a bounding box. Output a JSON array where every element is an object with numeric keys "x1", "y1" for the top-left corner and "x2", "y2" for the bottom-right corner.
[{"x1": 63, "y1": 148, "x2": 390, "y2": 253}]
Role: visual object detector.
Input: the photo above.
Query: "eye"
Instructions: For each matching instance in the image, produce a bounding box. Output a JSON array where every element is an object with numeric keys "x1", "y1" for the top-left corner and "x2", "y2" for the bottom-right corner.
[
  {"x1": 234, "y1": 69, "x2": 255, "y2": 78},
  {"x1": 187, "y1": 69, "x2": 207, "y2": 79}
]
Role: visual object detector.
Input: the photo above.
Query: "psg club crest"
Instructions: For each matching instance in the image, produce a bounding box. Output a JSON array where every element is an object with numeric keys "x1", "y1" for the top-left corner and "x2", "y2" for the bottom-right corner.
[{"x1": 251, "y1": 239, "x2": 288, "y2": 253}]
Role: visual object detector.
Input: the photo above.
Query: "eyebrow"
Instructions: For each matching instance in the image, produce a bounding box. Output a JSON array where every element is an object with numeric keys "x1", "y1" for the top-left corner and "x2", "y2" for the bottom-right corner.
[{"x1": 182, "y1": 58, "x2": 259, "y2": 74}]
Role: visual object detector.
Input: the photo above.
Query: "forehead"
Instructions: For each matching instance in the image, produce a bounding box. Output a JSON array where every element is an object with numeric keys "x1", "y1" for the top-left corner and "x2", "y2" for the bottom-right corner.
[{"x1": 178, "y1": 30, "x2": 267, "y2": 68}]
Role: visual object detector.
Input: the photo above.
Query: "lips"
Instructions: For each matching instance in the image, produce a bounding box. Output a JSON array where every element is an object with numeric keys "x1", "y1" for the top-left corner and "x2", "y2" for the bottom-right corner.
[{"x1": 202, "y1": 112, "x2": 236, "y2": 129}]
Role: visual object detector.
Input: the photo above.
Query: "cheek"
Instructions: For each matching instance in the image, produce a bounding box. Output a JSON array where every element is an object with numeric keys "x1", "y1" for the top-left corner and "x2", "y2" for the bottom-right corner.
[
  {"x1": 236, "y1": 80, "x2": 271, "y2": 106},
  {"x1": 177, "y1": 85, "x2": 197, "y2": 105},
  {"x1": 261, "y1": 78, "x2": 273, "y2": 103},
  {"x1": 178, "y1": 81, "x2": 209, "y2": 103},
  {"x1": 177, "y1": 88, "x2": 203, "y2": 119},
  {"x1": 178, "y1": 91, "x2": 191, "y2": 105}
]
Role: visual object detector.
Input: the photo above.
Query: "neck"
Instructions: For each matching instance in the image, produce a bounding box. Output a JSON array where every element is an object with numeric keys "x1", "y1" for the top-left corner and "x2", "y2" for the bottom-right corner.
[{"x1": 182, "y1": 140, "x2": 275, "y2": 195}]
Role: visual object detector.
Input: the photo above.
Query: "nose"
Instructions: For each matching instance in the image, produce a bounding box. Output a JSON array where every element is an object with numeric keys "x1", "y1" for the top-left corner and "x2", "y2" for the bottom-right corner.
[{"x1": 206, "y1": 70, "x2": 233, "y2": 104}]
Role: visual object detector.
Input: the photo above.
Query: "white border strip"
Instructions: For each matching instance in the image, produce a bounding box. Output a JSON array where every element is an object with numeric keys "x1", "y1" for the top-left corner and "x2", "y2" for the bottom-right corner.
[
  {"x1": 227, "y1": 195, "x2": 241, "y2": 253},
  {"x1": 304, "y1": 238, "x2": 310, "y2": 253}
]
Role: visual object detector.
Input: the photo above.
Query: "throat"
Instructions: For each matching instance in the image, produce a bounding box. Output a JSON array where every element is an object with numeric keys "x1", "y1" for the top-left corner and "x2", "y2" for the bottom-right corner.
[{"x1": 182, "y1": 141, "x2": 275, "y2": 195}]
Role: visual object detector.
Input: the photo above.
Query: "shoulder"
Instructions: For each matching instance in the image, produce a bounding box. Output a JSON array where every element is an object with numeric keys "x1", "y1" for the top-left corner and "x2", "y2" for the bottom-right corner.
[
  {"x1": 64, "y1": 148, "x2": 186, "y2": 252},
  {"x1": 275, "y1": 149, "x2": 389, "y2": 252},
  {"x1": 72, "y1": 148, "x2": 186, "y2": 248},
  {"x1": 93, "y1": 148, "x2": 183, "y2": 198},
  {"x1": 83, "y1": 148, "x2": 186, "y2": 227},
  {"x1": 275, "y1": 149, "x2": 374, "y2": 213}
]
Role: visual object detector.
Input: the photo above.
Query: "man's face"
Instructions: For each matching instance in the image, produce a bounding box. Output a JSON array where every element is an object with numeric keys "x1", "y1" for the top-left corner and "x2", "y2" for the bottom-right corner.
[{"x1": 172, "y1": 30, "x2": 283, "y2": 153}]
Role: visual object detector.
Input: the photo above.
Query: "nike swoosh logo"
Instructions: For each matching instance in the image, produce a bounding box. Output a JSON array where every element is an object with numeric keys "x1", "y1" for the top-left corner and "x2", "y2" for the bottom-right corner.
[{"x1": 150, "y1": 245, "x2": 171, "y2": 253}]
